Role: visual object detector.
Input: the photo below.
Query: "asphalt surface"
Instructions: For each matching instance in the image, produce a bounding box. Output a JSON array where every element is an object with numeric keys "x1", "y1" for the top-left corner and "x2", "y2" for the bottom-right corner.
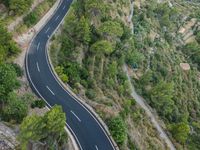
[{"x1": 26, "y1": 0, "x2": 116, "y2": 150}]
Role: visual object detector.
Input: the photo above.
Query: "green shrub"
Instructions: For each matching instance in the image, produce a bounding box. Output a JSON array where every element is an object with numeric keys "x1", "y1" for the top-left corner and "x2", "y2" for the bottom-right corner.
[
  {"x1": 85, "y1": 89, "x2": 96, "y2": 99},
  {"x1": 10, "y1": 63, "x2": 24, "y2": 77},
  {"x1": 108, "y1": 116, "x2": 127, "y2": 146},
  {"x1": 24, "y1": 12, "x2": 38, "y2": 27},
  {"x1": 2, "y1": 93, "x2": 28, "y2": 123},
  {"x1": 31, "y1": 100, "x2": 46, "y2": 108}
]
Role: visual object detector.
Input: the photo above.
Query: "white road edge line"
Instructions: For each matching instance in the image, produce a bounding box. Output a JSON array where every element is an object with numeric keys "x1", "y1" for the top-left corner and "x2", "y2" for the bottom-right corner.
[
  {"x1": 44, "y1": 4, "x2": 117, "y2": 150},
  {"x1": 45, "y1": 27, "x2": 51, "y2": 33},
  {"x1": 25, "y1": 1, "x2": 84, "y2": 150},
  {"x1": 71, "y1": 110, "x2": 81, "y2": 122},
  {"x1": 36, "y1": 62, "x2": 40, "y2": 72},
  {"x1": 46, "y1": 86, "x2": 55, "y2": 95},
  {"x1": 95, "y1": 145, "x2": 99, "y2": 150},
  {"x1": 37, "y1": 42, "x2": 40, "y2": 51},
  {"x1": 55, "y1": 15, "x2": 60, "y2": 21}
]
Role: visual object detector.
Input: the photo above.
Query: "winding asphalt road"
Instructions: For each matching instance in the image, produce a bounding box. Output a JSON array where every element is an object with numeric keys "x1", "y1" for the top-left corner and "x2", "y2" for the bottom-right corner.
[{"x1": 26, "y1": 0, "x2": 116, "y2": 150}]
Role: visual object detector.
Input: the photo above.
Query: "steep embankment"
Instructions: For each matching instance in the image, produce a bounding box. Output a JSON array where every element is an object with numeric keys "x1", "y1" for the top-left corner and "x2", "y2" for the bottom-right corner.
[{"x1": 50, "y1": 0, "x2": 174, "y2": 149}]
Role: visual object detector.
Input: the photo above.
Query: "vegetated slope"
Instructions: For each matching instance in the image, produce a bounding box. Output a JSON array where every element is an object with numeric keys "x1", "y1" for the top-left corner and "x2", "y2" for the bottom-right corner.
[
  {"x1": 50, "y1": 0, "x2": 172, "y2": 149},
  {"x1": 0, "y1": 0, "x2": 69, "y2": 149},
  {"x1": 130, "y1": 0, "x2": 200, "y2": 149}
]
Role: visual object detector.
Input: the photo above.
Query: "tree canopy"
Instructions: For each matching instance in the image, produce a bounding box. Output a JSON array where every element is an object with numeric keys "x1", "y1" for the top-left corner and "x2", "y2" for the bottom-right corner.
[
  {"x1": 9, "y1": 0, "x2": 33, "y2": 15},
  {"x1": 90, "y1": 40, "x2": 114, "y2": 55},
  {"x1": 98, "y1": 21, "x2": 124, "y2": 38},
  {"x1": 149, "y1": 81, "x2": 175, "y2": 117},
  {"x1": 0, "y1": 63, "x2": 19, "y2": 102},
  {"x1": 18, "y1": 105, "x2": 67, "y2": 150},
  {"x1": 108, "y1": 116, "x2": 127, "y2": 145}
]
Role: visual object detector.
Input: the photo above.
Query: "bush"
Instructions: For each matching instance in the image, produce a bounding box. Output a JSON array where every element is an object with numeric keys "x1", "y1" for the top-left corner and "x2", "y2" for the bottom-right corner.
[
  {"x1": 24, "y1": 12, "x2": 38, "y2": 27},
  {"x1": 108, "y1": 116, "x2": 127, "y2": 146},
  {"x1": 85, "y1": 89, "x2": 96, "y2": 99},
  {"x1": 2, "y1": 93, "x2": 28, "y2": 123},
  {"x1": 31, "y1": 100, "x2": 46, "y2": 108},
  {"x1": 10, "y1": 63, "x2": 24, "y2": 77}
]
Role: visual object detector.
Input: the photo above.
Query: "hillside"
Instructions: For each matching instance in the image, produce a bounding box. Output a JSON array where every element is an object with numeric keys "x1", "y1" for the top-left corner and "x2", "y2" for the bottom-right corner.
[
  {"x1": 0, "y1": 0, "x2": 72, "y2": 149},
  {"x1": 50, "y1": 0, "x2": 200, "y2": 149}
]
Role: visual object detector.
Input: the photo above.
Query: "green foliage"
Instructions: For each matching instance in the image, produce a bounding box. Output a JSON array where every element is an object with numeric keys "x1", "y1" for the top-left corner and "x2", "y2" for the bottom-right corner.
[
  {"x1": 107, "y1": 61, "x2": 118, "y2": 78},
  {"x1": 0, "y1": 23, "x2": 20, "y2": 59},
  {"x1": 149, "y1": 81, "x2": 175, "y2": 117},
  {"x1": 2, "y1": 92, "x2": 28, "y2": 123},
  {"x1": 0, "y1": 63, "x2": 19, "y2": 101},
  {"x1": 85, "y1": 0, "x2": 107, "y2": 19},
  {"x1": 90, "y1": 40, "x2": 113, "y2": 55},
  {"x1": 183, "y1": 42, "x2": 200, "y2": 69},
  {"x1": 9, "y1": 0, "x2": 33, "y2": 15},
  {"x1": 108, "y1": 116, "x2": 127, "y2": 145},
  {"x1": 31, "y1": 99, "x2": 46, "y2": 109},
  {"x1": 126, "y1": 50, "x2": 145, "y2": 67},
  {"x1": 169, "y1": 122, "x2": 190, "y2": 144},
  {"x1": 24, "y1": 12, "x2": 38, "y2": 27},
  {"x1": 77, "y1": 16, "x2": 91, "y2": 44},
  {"x1": 98, "y1": 21, "x2": 124, "y2": 38},
  {"x1": 10, "y1": 63, "x2": 24, "y2": 77},
  {"x1": 55, "y1": 66, "x2": 69, "y2": 83},
  {"x1": 18, "y1": 105, "x2": 67, "y2": 149},
  {"x1": 85, "y1": 89, "x2": 96, "y2": 99}
]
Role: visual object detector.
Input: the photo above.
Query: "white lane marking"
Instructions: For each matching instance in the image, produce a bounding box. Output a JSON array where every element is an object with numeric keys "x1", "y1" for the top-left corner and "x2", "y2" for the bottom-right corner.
[
  {"x1": 63, "y1": 6, "x2": 66, "y2": 10},
  {"x1": 55, "y1": 15, "x2": 60, "y2": 21},
  {"x1": 95, "y1": 145, "x2": 99, "y2": 150},
  {"x1": 36, "y1": 62, "x2": 40, "y2": 72},
  {"x1": 26, "y1": 2, "x2": 84, "y2": 150},
  {"x1": 71, "y1": 111, "x2": 81, "y2": 122},
  {"x1": 37, "y1": 42, "x2": 40, "y2": 51},
  {"x1": 46, "y1": 86, "x2": 55, "y2": 95},
  {"x1": 45, "y1": 27, "x2": 50, "y2": 33}
]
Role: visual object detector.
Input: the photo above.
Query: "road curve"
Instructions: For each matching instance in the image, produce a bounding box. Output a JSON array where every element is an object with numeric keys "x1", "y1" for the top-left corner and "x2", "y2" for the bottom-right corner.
[{"x1": 25, "y1": 0, "x2": 116, "y2": 150}]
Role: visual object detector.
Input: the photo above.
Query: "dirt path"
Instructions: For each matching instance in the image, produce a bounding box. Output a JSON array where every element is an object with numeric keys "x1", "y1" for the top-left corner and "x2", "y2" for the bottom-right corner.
[{"x1": 123, "y1": 65, "x2": 176, "y2": 150}]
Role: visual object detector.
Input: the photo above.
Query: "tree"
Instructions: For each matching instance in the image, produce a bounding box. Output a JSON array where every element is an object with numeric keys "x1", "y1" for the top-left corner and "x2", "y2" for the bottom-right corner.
[
  {"x1": 76, "y1": 16, "x2": 91, "y2": 44},
  {"x1": 90, "y1": 40, "x2": 113, "y2": 55},
  {"x1": 24, "y1": 12, "x2": 38, "y2": 27},
  {"x1": 55, "y1": 66, "x2": 69, "y2": 83},
  {"x1": 85, "y1": 0, "x2": 107, "y2": 18},
  {"x1": 170, "y1": 122, "x2": 190, "y2": 144},
  {"x1": 98, "y1": 21, "x2": 124, "y2": 38},
  {"x1": 126, "y1": 50, "x2": 145, "y2": 67},
  {"x1": 0, "y1": 63, "x2": 19, "y2": 103},
  {"x1": 18, "y1": 115, "x2": 45, "y2": 150},
  {"x1": 0, "y1": 23, "x2": 20, "y2": 58},
  {"x1": 108, "y1": 116, "x2": 127, "y2": 146},
  {"x1": 149, "y1": 81, "x2": 175, "y2": 117},
  {"x1": 107, "y1": 61, "x2": 118, "y2": 78},
  {"x1": 9, "y1": 0, "x2": 33, "y2": 15},
  {"x1": 2, "y1": 92, "x2": 28, "y2": 123},
  {"x1": 18, "y1": 105, "x2": 67, "y2": 150},
  {"x1": 183, "y1": 43, "x2": 200, "y2": 69}
]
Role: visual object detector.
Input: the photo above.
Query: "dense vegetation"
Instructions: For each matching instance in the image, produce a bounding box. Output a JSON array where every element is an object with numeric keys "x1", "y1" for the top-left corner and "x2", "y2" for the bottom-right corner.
[
  {"x1": 50, "y1": 0, "x2": 200, "y2": 149},
  {"x1": 0, "y1": 23, "x2": 20, "y2": 61},
  {"x1": 131, "y1": 0, "x2": 200, "y2": 149},
  {"x1": 0, "y1": 22, "x2": 24, "y2": 124},
  {"x1": 0, "y1": 0, "x2": 33, "y2": 15},
  {"x1": 50, "y1": 0, "x2": 171, "y2": 149},
  {"x1": 18, "y1": 105, "x2": 67, "y2": 150},
  {"x1": 0, "y1": 0, "x2": 68, "y2": 149}
]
